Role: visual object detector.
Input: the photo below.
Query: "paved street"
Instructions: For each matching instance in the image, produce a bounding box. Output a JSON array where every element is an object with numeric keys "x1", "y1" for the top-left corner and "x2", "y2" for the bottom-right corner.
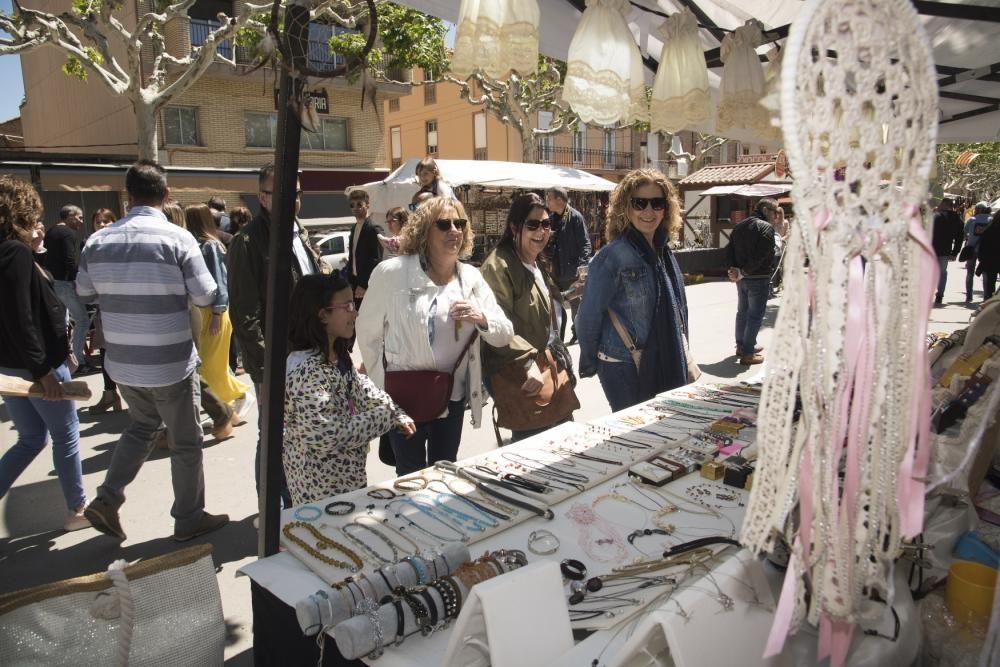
[{"x1": 0, "y1": 259, "x2": 980, "y2": 663}]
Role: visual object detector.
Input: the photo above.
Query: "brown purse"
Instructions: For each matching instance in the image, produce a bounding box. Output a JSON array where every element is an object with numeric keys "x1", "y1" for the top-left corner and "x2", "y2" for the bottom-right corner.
[
  {"x1": 383, "y1": 331, "x2": 478, "y2": 423},
  {"x1": 489, "y1": 348, "x2": 580, "y2": 439}
]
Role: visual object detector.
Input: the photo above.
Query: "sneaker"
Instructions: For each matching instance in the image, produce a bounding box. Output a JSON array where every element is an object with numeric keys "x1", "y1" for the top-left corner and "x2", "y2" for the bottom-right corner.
[
  {"x1": 174, "y1": 512, "x2": 230, "y2": 542},
  {"x1": 735, "y1": 345, "x2": 764, "y2": 356},
  {"x1": 232, "y1": 392, "x2": 256, "y2": 426},
  {"x1": 64, "y1": 506, "x2": 91, "y2": 532},
  {"x1": 84, "y1": 497, "x2": 126, "y2": 540},
  {"x1": 738, "y1": 353, "x2": 765, "y2": 366}
]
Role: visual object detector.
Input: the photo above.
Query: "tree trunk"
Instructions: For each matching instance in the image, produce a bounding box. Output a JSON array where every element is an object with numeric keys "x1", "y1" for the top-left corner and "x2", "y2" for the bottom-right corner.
[
  {"x1": 521, "y1": 130, "x2": 536, "y2": 164},
  {"x1": 134, "y1": 101, "x2": 159, "y2": 162}
]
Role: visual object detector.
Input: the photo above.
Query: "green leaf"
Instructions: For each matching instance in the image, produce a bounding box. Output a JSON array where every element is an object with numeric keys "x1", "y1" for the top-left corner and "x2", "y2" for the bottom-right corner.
[{"x1": 62, "y1": 55, "x2": 88, "y2": 81}]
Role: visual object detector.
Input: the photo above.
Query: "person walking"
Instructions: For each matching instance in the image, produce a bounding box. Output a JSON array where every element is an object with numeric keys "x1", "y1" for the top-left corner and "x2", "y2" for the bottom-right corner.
[
  {"x1": 576, "y1": 168, "x2": 693, "y2": 411},
  {"x1": 345, "y1": 188, "x2": 383, "y2": 309},
  {"x1": 727, "y1": 198, "x2": 780, "y2": 365},
  {"x1": 78, "y1": 160, "x2": 228, "y2": 542},
  {"x1": 0, "y1": 175, "x2": 88, "y2": 532},
  {"x1": 544, "y1": 187, "x2": 592, "y2": 344},
  {"x1": 962, "y1": 202, "x2": 993, "y2": 302},
  {"x1": 932, "y1": 198, "x2": 965, "y2": 305},
  {"x1": 284, "y1": 274, "x2": 414, "y2": 505},
  {"x1": 88, "y1": 208, "x2": 122, "y2": 414},
  {"x1": 229, "y1": 165, "x2": 318, "y2": 506},
  {"x1": 480, "y1": 193, "x2": 577, "y2": 441},
  {"x1": 976, "y1": 211, "x2": 1000, "y2": 301},
  {"x1": 44, "y1": 205, "x2": 94, "y2": 374},
  {"x1": 356, "y1": 196, "x2": 513, "y2": 475}
]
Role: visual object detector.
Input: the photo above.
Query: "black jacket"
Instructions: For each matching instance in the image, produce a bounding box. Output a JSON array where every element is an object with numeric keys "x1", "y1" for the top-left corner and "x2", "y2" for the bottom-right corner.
[
  {"x1": 0, "y1": 240, "x2": 69, "y2": 378},
  {"x1": 347, "y1": 218, "x2": 384, "y2": 290},
  {"x1": 43, "y1": 223, "x2": 80, "y2": 281},
  {"x1": 227, "y1": 208, "x2": 320, "y2": 384},
  {"x1": 977, "y1": 217, "x2": 1000, "y2": 274},
  {"x1": 546, "y1": 205, "x2": 592, "y2": 292},
  {"x1": 727, "y1": 214, "x2": 776, "y2": 277},
  {"x1": 932, "y1": 210, "x2": 965, "y2": 257}
]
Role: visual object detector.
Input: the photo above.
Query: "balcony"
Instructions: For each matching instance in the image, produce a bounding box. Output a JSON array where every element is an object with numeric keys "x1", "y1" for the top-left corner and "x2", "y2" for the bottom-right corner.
[{"x1": 537, "y1": 146, "x2": 633, "y2": 171}]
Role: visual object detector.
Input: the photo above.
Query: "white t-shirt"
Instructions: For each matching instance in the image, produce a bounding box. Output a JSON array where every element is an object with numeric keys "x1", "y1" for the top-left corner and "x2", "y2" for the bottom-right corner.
[
  {"x1": 522, "y1": 261, "x2": 562, "y2": 339},
  {"x1": 428, "y1": 278, "x2": 473, "y2": 401}
]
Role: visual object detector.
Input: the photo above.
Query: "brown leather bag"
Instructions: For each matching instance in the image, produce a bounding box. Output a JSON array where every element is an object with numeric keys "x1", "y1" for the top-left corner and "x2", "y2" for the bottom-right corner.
[{"x1": 489, "y1": 349, "x2": 580, "y2": 437}]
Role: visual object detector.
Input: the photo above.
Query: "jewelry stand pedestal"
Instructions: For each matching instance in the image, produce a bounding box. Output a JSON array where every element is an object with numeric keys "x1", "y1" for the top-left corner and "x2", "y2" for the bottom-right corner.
[{"x1": 441, "y1": 560, "x2": 574, "y2": 667}]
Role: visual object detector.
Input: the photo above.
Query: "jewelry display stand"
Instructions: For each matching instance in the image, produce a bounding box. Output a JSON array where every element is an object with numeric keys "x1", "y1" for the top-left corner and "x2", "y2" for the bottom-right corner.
[
  {"x1": 607, "y1": 551, "x2": 785, "y2": 667},
  {"x1": 440, "y1": 560, "x2": 573, "y2": 667}
]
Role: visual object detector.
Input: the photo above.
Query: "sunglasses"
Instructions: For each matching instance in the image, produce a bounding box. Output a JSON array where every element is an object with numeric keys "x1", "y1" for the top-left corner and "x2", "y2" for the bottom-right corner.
[
  {"x1": 324, "y1": 302, "x2": 357, "y2": 313},
  {"x1": 630, "y1": 196, "x2": 667, "y2": 211},
  {"x1": 523, "y1": 219, "x2": 553, "y2": 231},
  {"x1": 436, "y1": 218, "x2": 468, "y2": 231}
]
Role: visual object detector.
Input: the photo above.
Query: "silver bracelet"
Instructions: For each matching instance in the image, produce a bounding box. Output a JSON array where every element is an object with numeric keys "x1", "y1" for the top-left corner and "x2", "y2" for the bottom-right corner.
[
  {"x1": 527, "y1": 529, "x2": 560, "y2": 555},
  {"x1": 357, "y1": 598, "x2": 386, "y2": 659}
]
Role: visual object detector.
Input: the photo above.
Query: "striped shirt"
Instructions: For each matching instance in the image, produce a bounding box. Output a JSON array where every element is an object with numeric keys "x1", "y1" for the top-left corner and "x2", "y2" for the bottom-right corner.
[{"x1": 76, "y1": 206, "x2": 218, "y2": 387}]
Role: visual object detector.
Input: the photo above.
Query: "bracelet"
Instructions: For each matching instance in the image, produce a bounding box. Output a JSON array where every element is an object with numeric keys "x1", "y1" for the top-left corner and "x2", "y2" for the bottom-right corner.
[
  {"x1": 403, "y1": 555, "x2": 429, "y2": 584},
  {"x1": 417, "y1": 586, "x2": 439, "y2": 628},
  {"x1": 527, "y1": 529, "x2": 560, "y2": 555},
  {"x1": 358, "y1": 598, "x2": 385, "y2": 659},
  {"x1": 388, "y1": 595, "x2": 405, "y2": 647},
  {"x1": 399, "y1": 588, "x2": 433, "y2": 636},
  {"x1": 325, "y1": 500, "x2": 355, "y2": 516},
  {"x1": 293, "y1": 505, "x2": 323, "y2": 522},
  {"x1": 393, "y1": 475, "x2": 428, "y2": 492},
  {"x1": 368, "y1": 487, "x2": 399, "y2": 500},
  {"x1": 560, "y1": 558, "x2": 587, "y2": 581}
]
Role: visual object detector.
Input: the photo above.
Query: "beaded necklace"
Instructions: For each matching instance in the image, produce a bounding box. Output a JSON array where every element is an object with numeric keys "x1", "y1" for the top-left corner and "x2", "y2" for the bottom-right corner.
[{"x1": 282, "y1": 521, "x2": 363, "y2": 572}]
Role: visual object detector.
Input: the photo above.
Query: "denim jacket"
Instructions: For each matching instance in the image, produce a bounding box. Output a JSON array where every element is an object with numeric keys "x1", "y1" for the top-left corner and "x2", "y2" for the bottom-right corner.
[{"x1": 575, "y1": 228, "x2": 689, "y2": 378}]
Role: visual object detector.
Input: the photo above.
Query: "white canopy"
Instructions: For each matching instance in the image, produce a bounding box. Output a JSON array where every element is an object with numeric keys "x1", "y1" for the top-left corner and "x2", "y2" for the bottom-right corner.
[
  {"x1": 406, "y1": 0, "x2": 1000, "y2": 144},
  {"x1": 350, "y1": 158, "x2": 615, "y2": 222}
]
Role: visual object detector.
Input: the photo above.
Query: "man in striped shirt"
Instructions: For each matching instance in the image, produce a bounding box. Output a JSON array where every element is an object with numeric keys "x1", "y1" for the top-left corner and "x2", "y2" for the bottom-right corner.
[{"x1": 77, "y1": 160, "x2": 230, "y2": 542}]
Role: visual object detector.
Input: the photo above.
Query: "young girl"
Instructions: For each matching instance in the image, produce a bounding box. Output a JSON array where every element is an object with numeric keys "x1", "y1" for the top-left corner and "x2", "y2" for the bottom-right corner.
[
  {"x1": 415, "y1": 156, "x2": 454, "y2": 200},
  {"x1": 284, "y1": 274, "x2": 414, "y2": 505},
  {"x1": 377, "y1": 206, "x2": 408, "y2": 258}
]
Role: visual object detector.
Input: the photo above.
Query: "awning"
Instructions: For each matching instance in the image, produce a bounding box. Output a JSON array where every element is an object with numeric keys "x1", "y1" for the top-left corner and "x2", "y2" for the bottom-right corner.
[
  {"x1": 679, "y1": 162, "x2": 775, "y2": 188},
  {"x1": 701, "y1": 183, "x2": 792, "y2": 197}
]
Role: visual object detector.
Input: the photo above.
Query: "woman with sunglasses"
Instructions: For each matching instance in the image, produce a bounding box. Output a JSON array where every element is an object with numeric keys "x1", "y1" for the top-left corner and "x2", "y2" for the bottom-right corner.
[
  {"x1": 378, "y1": 206, "x2": 408, "y2": 258},
  {"x1": 356, "y1": 196, "x2": 513, "y2": 475},
  {"x1": 284, "y1": 274, "x2": 415, "y2": 504},
  {"x1": 576, "y1": 168, "x2": 693, "y2": 411},
  {"x1": 479, "y1": 193, "x2": 577, "y2": 441}
]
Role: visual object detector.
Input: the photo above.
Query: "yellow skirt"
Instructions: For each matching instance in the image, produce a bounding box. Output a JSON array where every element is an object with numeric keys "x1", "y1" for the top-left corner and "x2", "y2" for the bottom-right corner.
[{"x1": 197, "y1": 307, "x2": 247, "y2": 403}]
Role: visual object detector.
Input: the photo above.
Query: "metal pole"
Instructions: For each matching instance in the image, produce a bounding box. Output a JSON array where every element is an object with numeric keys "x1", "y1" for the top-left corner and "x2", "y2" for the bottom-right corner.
[{"x1": 258, "y1": 0, "x2": 310, "y2": 558}]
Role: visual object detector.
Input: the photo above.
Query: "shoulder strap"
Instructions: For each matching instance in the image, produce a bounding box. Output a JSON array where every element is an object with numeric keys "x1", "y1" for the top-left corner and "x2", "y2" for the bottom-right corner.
[
  {"x1": 607, "y1": 309, "x2": 637, "y2": 352},
  {"x1": 452, "y1": 330, "x2": 480, "y2": 373}
]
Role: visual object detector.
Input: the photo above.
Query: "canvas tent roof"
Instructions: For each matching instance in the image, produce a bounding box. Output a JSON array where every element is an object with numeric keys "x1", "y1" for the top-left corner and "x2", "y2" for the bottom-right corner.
[{"x1": 403, "y1": 0, "x2": 1000, "y2": 144}]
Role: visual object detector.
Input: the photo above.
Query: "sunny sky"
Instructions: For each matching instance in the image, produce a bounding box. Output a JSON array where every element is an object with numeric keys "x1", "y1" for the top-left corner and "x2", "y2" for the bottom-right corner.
[{"x1": 0, "y1": 0, "x2": 25, "y2": 124}]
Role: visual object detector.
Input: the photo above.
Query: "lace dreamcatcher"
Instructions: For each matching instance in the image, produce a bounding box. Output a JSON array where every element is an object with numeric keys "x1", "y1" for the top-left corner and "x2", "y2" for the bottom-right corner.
[
  {"x1": 563, "y1": 0, "x2": 647, "y2": 126},
  {"x1": 739, "y1": 1, "x2": 939, "y2": 666},
  {"x1": 650, "y1": 8, "x2": 709, "y2": 134},
  {"x1": 715, "y1": 19, "x2": 771, "y2": 135},
  {"x1": 450, "y1": 0, "x2": 539, "y2": 80}
]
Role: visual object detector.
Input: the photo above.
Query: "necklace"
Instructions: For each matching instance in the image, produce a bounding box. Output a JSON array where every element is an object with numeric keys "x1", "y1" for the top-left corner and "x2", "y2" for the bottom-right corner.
[
  {"x1": 340, "y1": 523, "x2": 397, "y2": 565},
  {"x1": 566, "y1": 503, "x2": 628, "y2": 564},
  {"x1": 282, "y1": 521, "x2": 363, "y2": 572},
  {"x1": 353, "y1": 515, "x2": 421, "y2": 555},
  {"x1": 387, "y1": 499, "x2": 469, "y2": 543}
]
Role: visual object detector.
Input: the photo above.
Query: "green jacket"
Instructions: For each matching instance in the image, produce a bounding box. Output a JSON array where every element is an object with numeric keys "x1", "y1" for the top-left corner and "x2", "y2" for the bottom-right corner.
[{"x1": 478, "y1": 242, "x2": 563, "y2": 378}]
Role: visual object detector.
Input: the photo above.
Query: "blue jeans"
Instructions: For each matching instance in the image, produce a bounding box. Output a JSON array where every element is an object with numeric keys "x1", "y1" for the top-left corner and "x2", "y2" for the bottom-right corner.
[
  {"x1": 54, "y1": 280, "x2": 92, "y2": 363},
  {"x1": 389, "y1": 400, "x2": 465, "y2": 476},
  {"x1": 0, "y1": 364, "x2": 85, "y2": 511},
  {"x1": 735, "y1": 278, "x2": 770, "y2": 355},
  {"x1": 254, "y1": 383, "x2": 292, "y2": 508},
  {"x1": 597, "y1": 359, "x2": 641, "y2": 412}
]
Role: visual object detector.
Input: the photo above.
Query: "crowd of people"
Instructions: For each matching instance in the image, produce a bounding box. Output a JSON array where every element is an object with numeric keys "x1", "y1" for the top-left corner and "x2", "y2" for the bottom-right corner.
[{"x1": 3, "y1": 156, "x2": 995, "y2": 535}]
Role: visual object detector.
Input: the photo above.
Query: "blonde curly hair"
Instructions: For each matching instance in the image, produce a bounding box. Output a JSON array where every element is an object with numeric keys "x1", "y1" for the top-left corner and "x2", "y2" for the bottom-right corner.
[
  {"x1": 397, "y1": 196, "x2": 474, "y2": 259},
  {"x1": 0, "y1": 175, "x2": 42, "y2": 245},
  {"x1": 605, "y1": 168, "x2": 681, "y2": 244}
]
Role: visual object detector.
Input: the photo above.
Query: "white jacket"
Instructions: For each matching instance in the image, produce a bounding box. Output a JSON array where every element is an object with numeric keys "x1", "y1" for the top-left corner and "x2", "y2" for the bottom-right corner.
[{"x1": 356, "y1": 254, "x2": 514, "y2": 428}]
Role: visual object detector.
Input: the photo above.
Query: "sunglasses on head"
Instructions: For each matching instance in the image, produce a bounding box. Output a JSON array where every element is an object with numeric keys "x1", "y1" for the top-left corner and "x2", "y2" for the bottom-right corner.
[
  {"x1": 523, "y1": 219, "x2": 553, "y2": 231},
  {"x1": 630, "y1": 196, "x2": 667, "y2": 211},
  {"x1": 436, "y1": 218, "x2": 468, "y2": 232}
]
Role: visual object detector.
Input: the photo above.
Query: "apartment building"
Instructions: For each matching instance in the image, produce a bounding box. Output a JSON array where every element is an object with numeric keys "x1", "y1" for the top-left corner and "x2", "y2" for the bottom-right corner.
[{"x1": 14, "y1": 0, "x2": 406, "y2": 221}]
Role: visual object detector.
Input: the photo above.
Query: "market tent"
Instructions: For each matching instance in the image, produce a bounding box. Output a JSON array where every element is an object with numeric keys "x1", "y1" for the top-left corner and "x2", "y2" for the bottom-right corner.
[
  {"x1": 405, "y1": 0, "x2": 1000, "y2": 144},
  {"x1": 350, "y1": 158, "x2": 615, "y2": 221}
]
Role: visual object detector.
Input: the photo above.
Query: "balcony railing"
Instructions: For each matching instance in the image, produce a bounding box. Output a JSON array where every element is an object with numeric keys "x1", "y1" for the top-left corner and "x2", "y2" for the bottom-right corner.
[
  {"x1": 537, "y1": 146, "x2": 633, "y2": 171},
  {"x1": 190, "y1": 18, "x2": 231, "y2": 59},
  {"x1": 474, "y1": 147, "x2": 487, "y2": 161}
]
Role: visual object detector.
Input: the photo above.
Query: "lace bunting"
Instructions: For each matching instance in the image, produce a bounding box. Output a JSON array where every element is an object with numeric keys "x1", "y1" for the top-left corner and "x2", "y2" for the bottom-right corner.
[{"x1": 738, "y1": 1, "x2": 939, "y2": 666}]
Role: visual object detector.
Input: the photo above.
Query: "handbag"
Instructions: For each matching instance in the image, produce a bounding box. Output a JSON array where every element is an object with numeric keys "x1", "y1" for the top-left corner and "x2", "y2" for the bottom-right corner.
[
  {"x1": 0, "y1": 544, "x2": 224, "y2": 667},
  {"x1": 489, "y1": 348, "x2": 580, "y2": 439},
  {"x1": 608, "y1": 310, "x2": 700, "y2": 383},
  {"x1": 958, "y1": 245, "x2": 974, "y2": 263},
  {"x1": 383, "y1": 331, "x2": 479, "y2": 424}
]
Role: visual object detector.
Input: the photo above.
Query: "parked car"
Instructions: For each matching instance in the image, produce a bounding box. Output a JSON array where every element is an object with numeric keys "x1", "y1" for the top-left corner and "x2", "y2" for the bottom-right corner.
[{"x1": 314, "y1": 230, "x2": 350, "y2": 275}]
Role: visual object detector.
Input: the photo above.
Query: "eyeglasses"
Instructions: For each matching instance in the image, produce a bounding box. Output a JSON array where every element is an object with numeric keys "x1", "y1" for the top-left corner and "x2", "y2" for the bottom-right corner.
[
  {"x1": 324, "y1": 302, "x2": 357, "y2": 313},
  {"x1": 630, "y1": 196, "x2": 667, "y2": 211},
  {"x1": 388, "y1": 215, "x2": 403, "y2": 222},
  {"x1": 349, "y1": 201, "x2": 367, "y2": 209},
  {"x1": 523, "y1": 219, "x2": 553, "y2": 231},
  {"x1": 436, "y1": 218, "x2": 468, "y2": 231}
]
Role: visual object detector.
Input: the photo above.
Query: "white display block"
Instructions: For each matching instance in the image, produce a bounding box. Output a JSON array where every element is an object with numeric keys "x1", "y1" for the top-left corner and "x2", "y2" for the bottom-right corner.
[{"x1": 441, "y1": 560, "x2": 574, "y2": 667}]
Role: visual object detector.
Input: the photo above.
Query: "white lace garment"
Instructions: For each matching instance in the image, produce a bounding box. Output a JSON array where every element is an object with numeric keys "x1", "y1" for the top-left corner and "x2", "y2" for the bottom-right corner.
[
  {"x1": 650, "y1": 8, "x2": 710, "y2": 134},
  {"x1": 450, "y1": 0, "x2": 540, "y2": 80}
]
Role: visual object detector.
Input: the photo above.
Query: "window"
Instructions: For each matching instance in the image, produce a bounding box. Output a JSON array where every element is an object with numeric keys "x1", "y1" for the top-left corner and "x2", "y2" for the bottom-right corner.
[
  {"x1": 319, "y1": 235, "x2": 345, "y2": 254},
  {"x1": 473, "y1": 112, "x2": 487, "y2": 160},
  {"x1": 390, "y1": 126, "x2": 402, "y2": 170},
  {"x1": 163, "y1": 107, "x2": 199, "y2": 146},
  {"x1": 602, "y1": 130, "x2": 616, "y2": 167},
  {"x1": 423, "y1": 69, "x2": 437, "y2": 105},
  {"x1": 572, "y1": 125, "x2": 586, "y2": 163},
  {"x1": 246, "y1": 112, "x2": 351, "y2": 150},
  {"x1": 537, "y1": 111, "x2": 553, "y2": 162},
  {"x1": 426, "y1": 120, "x2": 438, "y2": 156},
  {"x1": 388, "y1": 98, "x2": 400, "y2": 112}
]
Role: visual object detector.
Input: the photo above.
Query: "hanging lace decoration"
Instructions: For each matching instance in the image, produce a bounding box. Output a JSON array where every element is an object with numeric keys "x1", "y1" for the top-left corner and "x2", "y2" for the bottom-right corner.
[
  {"x1": 449, "y1": 0, "x2": 540, "y2": 80},
  {"x1": 739, "y1": 1, "x2": 939, "y2": 666},
  {"x1": 715, "y1": 19, "x2": 771, "y2": 136},
  {"x1": 650, "y1": 8, "x2": 709, "y2": 134},
  {"x1": 563, "y1": 0, "x2": 647, "y2": 126}
]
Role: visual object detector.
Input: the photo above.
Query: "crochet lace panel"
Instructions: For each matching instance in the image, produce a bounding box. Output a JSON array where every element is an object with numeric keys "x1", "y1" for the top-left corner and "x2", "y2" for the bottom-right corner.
[
  {"x1": 650, "y1": 9, "x2": 710, "y2": 134},
  {"x1": 449, "y1": 0, "x2": 540, "y2": 80},
  {"x1": 740, "y1": 0, "x2": 938, "y2": 635}
]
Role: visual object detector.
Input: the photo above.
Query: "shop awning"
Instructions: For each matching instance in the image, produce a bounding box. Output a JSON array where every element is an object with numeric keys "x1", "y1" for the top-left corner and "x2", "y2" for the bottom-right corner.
[
  {"x1": 700, "y1": 183, "x2": 792, "y2": 198},
  {"x1": 679, "y1": 162, "x2": 775, "y2": 188}
]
